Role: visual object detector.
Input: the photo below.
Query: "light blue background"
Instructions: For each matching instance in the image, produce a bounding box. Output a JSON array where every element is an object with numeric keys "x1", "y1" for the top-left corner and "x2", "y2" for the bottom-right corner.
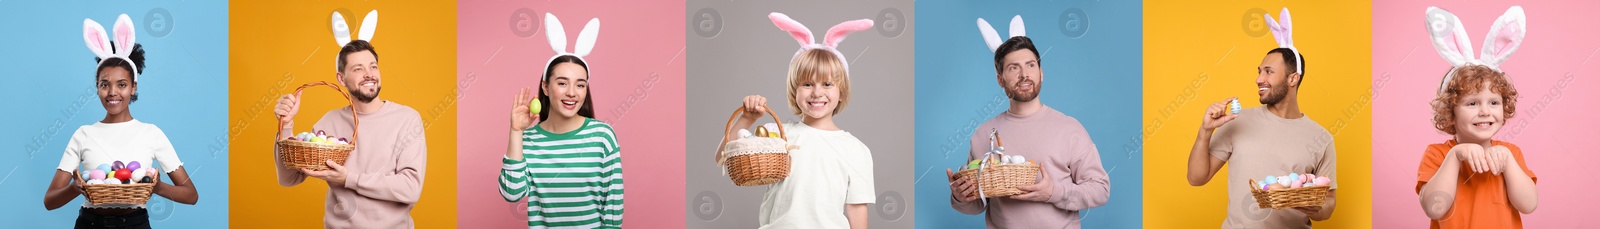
[
  {"x1": 913, "y1": 0, "x2": 1142, "y2": 228},
  {"x1": 0, "y1": 1, "x2": 228, "y2": 228}
]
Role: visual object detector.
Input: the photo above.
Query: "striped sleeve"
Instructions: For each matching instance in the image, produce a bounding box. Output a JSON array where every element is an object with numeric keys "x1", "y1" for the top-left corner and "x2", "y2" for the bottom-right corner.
[
  {"x1": 597, "y1": 124, "x2": 624, "y2": 228},
  {"x1": 500, "y1": 155, "x2": 531, "y2": 202}
]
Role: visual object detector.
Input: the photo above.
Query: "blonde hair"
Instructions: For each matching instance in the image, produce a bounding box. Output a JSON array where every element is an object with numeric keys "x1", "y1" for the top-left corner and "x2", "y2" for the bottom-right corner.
[{"x1": 785, "y1": 49, "x2": 851, "y2": 115}]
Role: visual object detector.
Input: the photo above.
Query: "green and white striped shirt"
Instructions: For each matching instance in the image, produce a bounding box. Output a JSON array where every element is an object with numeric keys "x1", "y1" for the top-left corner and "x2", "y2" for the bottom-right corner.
[{"x1": 500, "y1": 118, "x2": 623, "y2": 228}]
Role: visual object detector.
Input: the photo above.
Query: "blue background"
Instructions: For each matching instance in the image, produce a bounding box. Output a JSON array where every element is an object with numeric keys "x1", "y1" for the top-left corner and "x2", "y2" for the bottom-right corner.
[
  {"x1": 912, "y1": 0, "x2": 1142, "y2": 228},
  {"x1": 0, "y1": 1, "x2": 229, "y2": 227}
]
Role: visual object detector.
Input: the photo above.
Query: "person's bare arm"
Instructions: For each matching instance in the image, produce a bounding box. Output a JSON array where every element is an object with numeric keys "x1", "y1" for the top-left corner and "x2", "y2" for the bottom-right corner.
[
  {"x1": 846, "y1": 203, "x2": 869, "y2": 229},
  {"x1": 1494, "y1": 146, "x2": 1537, "y2": 214},
  {"x1": 1188, "y1": 98, "x2": 1236, "y2": 186},
  {"x1": 43, "y1": 170, "x2": 82, "y2": 210},
  {"x1": 1419, "y1": 144, "x2": 1479, "y2": 220},
  {"x1": 153, "y1": 167, "x2": 199, "y2": 205}
]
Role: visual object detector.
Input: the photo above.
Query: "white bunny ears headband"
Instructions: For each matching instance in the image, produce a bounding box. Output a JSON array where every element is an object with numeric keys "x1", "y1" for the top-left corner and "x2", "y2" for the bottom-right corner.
[
  {"x1": 84, "y1": 14, "x2": 139, "y2": 81},
  {"x1": 769, "y1": 13, "x2": 874, "y2": 74},
  {"x1": 543, "y1": 13, "x2": 600, "y2": 76},
  {"x1": 977, "y1": 15, "x2": 1025, "y2": 52},
  {"x1": 332, "y1": 10, "x2": 379, "y2": 70},
  {"x1": 1426, "y1": 6, "x2": 1526, "y2": 94},
  {"x1": 1264, "y1": 8, "x2": 1305, "y2": 75}
]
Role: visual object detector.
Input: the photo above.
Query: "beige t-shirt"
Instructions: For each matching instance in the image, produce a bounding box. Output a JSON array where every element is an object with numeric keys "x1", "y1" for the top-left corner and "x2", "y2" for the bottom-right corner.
[
  {"x1": 1209, "y1": 107, "x2": 1337, "y2": 229},
  {"x1": 758, "y1": 122, "x2": 876, "y2": 229}
]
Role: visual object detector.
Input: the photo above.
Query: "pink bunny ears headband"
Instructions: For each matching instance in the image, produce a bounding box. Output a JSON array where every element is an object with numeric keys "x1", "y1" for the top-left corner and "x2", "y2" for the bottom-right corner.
[
  {"x1": 544, "y1": 13, "x2": 600, "y2": 75},
  {"x1": 977, "y1": 15, "x2": 1025, "y2": 52},
  {"x1": 1264, "y1": 8, "x2": 1304, "y2": 75},
  {"x1": 1426, "y1": 6, "x2": 1526, "y2": 94},
  {"x1": 769, "y1": 12, "x2": 874, "y2": 74},
  {"x1": 84, "y1": 14, "x2": 139, "y2": 81},
  {"x1": 332, "y1": 10, "x2": 379, "y2": 69}
]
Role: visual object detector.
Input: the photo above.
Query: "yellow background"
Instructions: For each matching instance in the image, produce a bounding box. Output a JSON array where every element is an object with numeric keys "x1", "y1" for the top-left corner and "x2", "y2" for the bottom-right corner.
[
  {"x1": 1143, "y1": 1, "x2": 1371, "y2": 228},
  {"x1": 227, "y1": 1, "x2": 458, "y2": 228}
]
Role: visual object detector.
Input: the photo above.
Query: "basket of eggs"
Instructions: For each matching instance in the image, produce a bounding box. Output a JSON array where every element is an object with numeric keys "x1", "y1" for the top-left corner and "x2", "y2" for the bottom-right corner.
[
  {"x1": 1249, "y1": 173, "x2": 1332, "y2": 209},
  {"x1": 715, "y1": 105, "x2": 790, "y2": 186},
  {"x1": 76, "y1": 160, "x2": 158, "y2": 205},
  {"x1": 953, "y1": 131, "x2": 1042, "y2": 198},
  {"x1": 275, "y1": 81, "x2": 357, "y2": 171},
  {"x1": 954, "y1": 154, "x2": 1040, "y2": 198}
]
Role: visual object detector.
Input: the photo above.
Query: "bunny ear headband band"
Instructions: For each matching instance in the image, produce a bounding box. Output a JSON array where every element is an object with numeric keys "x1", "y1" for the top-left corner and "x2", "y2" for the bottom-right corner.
[
  {"x1": 977, "y1": 15, "x2": 1026, "y2": 53},
  {"x1": 1425, "y1": 6, "x2": 1526, "y2": 94},
  {"x1": 332, "y1": 10, "x2": 379, "y2": 70},
  {"x1": 544, "y1": 13, "x2": 600, "y2": 76},
  {"x1": 769, "y1": 12, "x2": 874, "y2": 75},
  {"x1": 84, "y1": 14, "x2": 139, "y2": 81},
  {"x1": 1264, "y1": 8, "x2": 1304, "y2": 76}
]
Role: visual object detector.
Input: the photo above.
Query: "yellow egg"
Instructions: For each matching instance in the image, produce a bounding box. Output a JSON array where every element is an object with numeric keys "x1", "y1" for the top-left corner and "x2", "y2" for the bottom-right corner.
[{"x1": 530, "y1": 99, "x2": 542, "y2": 115}]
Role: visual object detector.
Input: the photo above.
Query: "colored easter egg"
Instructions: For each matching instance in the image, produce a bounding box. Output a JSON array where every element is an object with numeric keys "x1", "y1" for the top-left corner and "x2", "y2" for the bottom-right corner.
[
  {"x1": 97, "y1": 164, "x2": 112, "y2": 173},
  {"x1": 1313, "y1": 177, "x2": 1331, "y2": 186},
  {"x1": 140, "y1": 177, "x2": 153, "y2": 183},
  {"x1": 316, "y1": 130, "x2": 326, "y2": 136},
  {"x1": 1263, "y1": 176, "x2": 1277, "y2": 185},
  {"x1": 114, "y1": 169, "x2": 132, "y2": 181},
  {"x1": 111, "y1": 161, "x2": 125, "y2": 171},
  {"x1": 1290, "y1": 181, "x2": 1303, "y2": 188},
  {"x1": 127, "y1": 161, "x2": 141, "y2": 172},
  {"x1": 1289, "y1": 173, "x2": 1301, "y2": 181},
  {"x1": 104, "y1": 178, "x2": 119, "y2": 184},
  {"x1": 1229, "y1": 99, "x2": 1242, "y2": 114},
  {"x1": 86, "y1": 179, "x2": 104, "y2": 185},
  {"x1": 89, "y1": 170, "x2": 106, "y2": 180},
  {"x1": 530, "y1": 98, "x2": 542, "y2": 115},
  {"x1": 1268, "y1": 183, "x2": 1285, "y2": 190},
  {"x1": 753, "y1": 126, "x2": 769, "y2": 139}
]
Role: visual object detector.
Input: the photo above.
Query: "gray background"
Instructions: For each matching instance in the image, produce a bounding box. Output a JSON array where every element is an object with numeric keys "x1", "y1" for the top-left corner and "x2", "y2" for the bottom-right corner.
[{"x1": 685, "y1": 0, "x2": 915, "y2": 228}]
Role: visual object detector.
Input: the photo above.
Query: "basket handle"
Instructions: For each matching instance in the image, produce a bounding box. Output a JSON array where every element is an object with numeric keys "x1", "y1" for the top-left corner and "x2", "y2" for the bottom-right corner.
[
  {"x1": 277, "y1": 81, "x2": 359, "y2": 146},
  {"x1": 714, "y1": 105, "x2": 785, "y2": 165}
]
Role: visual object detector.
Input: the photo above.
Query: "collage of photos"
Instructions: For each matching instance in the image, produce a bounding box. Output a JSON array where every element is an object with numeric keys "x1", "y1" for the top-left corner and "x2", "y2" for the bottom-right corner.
[{"x1": 2, "y1": 0, "x2": 1597, "y2": 228}]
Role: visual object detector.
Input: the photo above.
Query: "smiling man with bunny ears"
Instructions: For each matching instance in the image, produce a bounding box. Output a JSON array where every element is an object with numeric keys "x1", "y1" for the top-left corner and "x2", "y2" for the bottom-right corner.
[
  {"x1": 273, "y1": 10, "x2": 429, "y2": 228},
  {"x1": 945, "y1": 15, "x2": 1111, "y2": 229},
  {"x1": 1185, "y1": 8, "x2": 1338, "y2": 228}
]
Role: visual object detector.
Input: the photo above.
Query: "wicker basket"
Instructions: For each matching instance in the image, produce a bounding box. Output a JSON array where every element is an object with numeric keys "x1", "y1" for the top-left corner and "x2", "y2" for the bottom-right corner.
[
  {"x1": 954, "y1": 162, "x2": 1041, "y2": 198},
  {"x1": 75, "y1": 171, "x2": 155, "y2": 205},
  {"x1": 1249, "y1": 179, "x2": 1330, "y2": 209},
  {"x1": 715, "y1": 105, "x2": 790, "y2": 186},
  {"x1": 275, "y1": 81, "x2": 358, "y2": 171}
]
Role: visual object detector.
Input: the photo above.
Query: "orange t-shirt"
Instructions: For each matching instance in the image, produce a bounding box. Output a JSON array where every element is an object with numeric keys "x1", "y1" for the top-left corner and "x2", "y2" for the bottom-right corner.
[{"x1": 1415, "y1": 140, "x2": 1536, "y2": 229}]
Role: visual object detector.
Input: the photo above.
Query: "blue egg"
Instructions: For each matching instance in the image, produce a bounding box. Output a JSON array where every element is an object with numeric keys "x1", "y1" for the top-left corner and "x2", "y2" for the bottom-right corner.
[
  {"x1": 96, "y1": 164, "x2": 112, "y2": 173},
  {"x1": 1264, "y1": 176, "x2": 1278, "y2": 184},
  {"x1": 1289, "y1": 173, "x2": 1301, "y2": 181}
]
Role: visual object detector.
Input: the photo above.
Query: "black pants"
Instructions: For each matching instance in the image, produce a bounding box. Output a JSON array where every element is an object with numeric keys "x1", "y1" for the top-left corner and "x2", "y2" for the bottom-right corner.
[{"x1": 74, "y1": 208, "x2": 151, "y2": 229}]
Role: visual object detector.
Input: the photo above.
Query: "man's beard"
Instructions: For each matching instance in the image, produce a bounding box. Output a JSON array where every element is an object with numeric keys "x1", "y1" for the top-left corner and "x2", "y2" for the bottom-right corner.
[
  {"x1": 1259, "y1": 80, "x2": 1288, "y2": 105},
  {"x1": 1005, "y1": 79, "x2": 1040, "y2": 102},
  {"x1": 350, "y1": 86, "x2": 381, "y2": 103}
]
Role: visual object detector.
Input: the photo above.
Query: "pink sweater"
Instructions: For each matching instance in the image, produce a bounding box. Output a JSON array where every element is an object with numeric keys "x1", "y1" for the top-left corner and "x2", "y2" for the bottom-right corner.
[
  {"x1": 951, "y1": 105, "x2": 1111, "y2": 229},
  {"x1": 276, "y1": 101, "x2": 428, "y2": 229}
]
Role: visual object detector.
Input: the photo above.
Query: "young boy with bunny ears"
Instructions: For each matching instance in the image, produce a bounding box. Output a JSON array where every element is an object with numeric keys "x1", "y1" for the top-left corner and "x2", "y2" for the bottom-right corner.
[
  {"x1": 1414, "y1": 6, "x2": 1537, "y2": 229},
  {"x1": 272, "y1": 10, "x2": 429, "y2": 228},
  {"x1": 720, "y1": 13, "x2": 875, "y2": 229},
  {"x1": 945, "y1": 15, "x2": 1110, "y2": 229},
  {"x1": 1187, "y1": 8, "x2": 1338, "y2": 228}
]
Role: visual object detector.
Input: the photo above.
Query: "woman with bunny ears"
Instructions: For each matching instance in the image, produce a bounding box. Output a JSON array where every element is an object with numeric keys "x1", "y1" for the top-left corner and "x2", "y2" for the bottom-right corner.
[
  {"x1": 718, "y1": 13, "x2": 874, "y2": 229},
  {"x1": 43, "y1": 14, "x2": 200, "y2": 228},
  {"x1": 498, "y1": 13, "x2": 624, "y2": 228},
  {"x1": 1414, "y1": 6, "x2": 1538, "y2": 229}
]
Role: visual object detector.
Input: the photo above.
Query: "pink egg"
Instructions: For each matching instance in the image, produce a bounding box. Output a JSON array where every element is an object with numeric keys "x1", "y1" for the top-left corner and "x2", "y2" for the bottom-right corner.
[
  {"x1": 1290, "y1": 181, "x2": 1303, "y2": 188},
  {"x1": 89, "y1": 170, "x2": 106, "y2": 180},
  {"x1": 1313, "y1": 177, "x2": 1331, "y2": 186}
]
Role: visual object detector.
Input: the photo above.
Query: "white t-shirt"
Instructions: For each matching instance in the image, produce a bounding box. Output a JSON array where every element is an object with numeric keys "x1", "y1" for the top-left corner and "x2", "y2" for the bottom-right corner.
[
  {"x1": 758, "y1": 122, "x2": 875, "y2": 229},
  {"x1": 56, "y1": 120, "x2": 184, "y2": 209}
]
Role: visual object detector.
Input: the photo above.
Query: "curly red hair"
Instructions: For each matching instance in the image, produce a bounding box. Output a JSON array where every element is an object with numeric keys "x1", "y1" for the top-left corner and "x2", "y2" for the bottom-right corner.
[{"x1": 1431, "y1": 65, "x2": 1517, "y2": 135}]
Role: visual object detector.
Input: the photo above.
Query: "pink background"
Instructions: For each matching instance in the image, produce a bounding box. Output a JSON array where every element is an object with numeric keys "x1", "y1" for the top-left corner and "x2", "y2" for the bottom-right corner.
[
  {"x1": 1372, "y1": 1, "x2": 1600, "y2": 227},
  {"x1": 456, "y1": 1, "x2": 686, "y2": 228}
]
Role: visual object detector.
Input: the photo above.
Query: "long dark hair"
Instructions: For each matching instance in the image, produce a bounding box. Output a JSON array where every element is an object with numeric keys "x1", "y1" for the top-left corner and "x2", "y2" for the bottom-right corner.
[{"x1": 538, "y1": 55, "x2": 595, "y2": 122}]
